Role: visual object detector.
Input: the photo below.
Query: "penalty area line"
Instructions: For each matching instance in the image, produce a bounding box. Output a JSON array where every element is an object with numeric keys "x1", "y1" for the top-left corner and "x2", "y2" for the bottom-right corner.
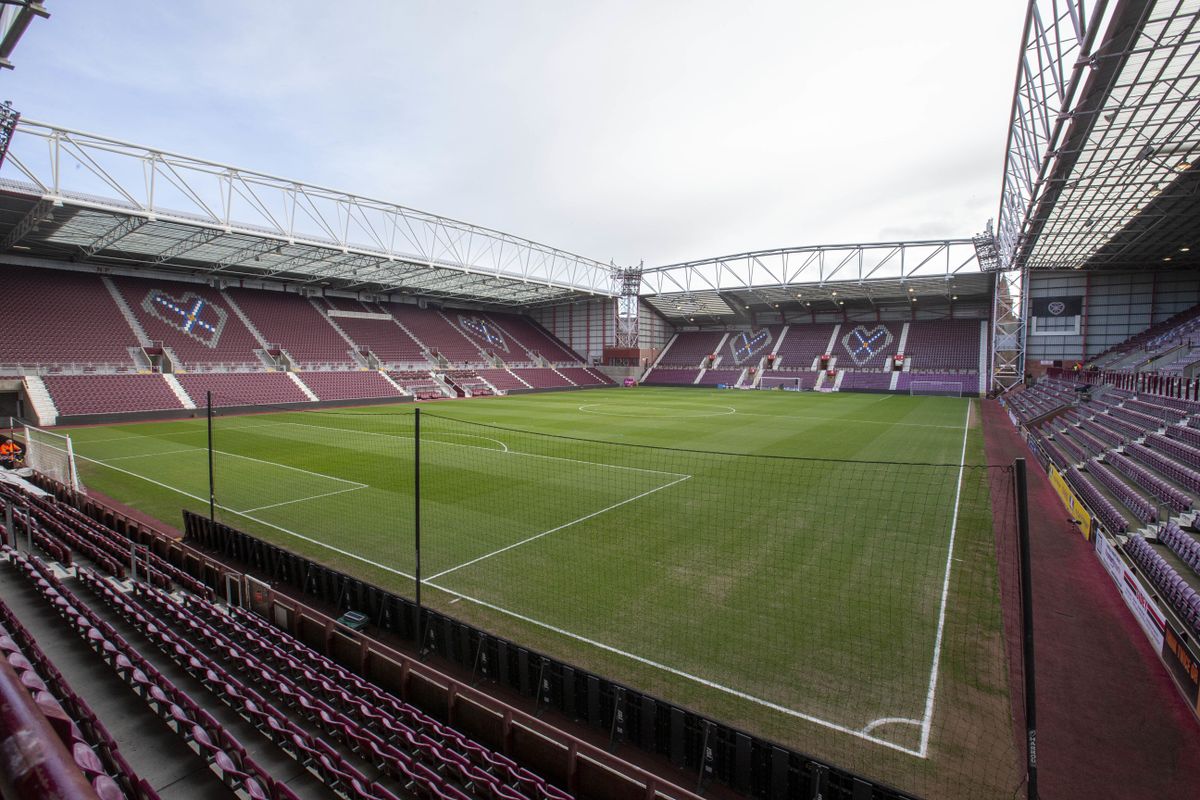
[
  {"x1": 424, "y1": 578, "x2": 924, "y2": 758},
  {"x1": 426, "y1": 474, "x2": 693, "y2": 581}
]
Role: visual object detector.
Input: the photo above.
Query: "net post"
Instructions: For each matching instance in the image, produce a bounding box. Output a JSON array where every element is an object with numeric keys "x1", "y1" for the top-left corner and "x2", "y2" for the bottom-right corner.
[
  {"x1": 2, "y1": 497, "x2": 11, "y2": 549},
  {"x1": 206, "y1": 391, "x2": 215, "y2": 524},
  {"x1": 414, "y1": 406, "x2": 423, "y2": 648},
  {"x1": 1014, "y1": 458, "x2": 1038, "y2": 799},
  {"x1": 64, "y1": 433, "x2": 78, "y2": 493}
]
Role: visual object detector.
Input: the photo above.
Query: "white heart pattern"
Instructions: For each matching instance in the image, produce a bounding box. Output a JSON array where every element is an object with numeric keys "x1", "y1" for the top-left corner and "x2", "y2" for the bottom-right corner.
[
  {"x1": 728, "y1": 328, "x2": 772, "y2": 364},
  {"x1": 840, "y1": 325, "x2": 894, "y2": 367},
  {"x1": 1048, "y1": 301, "x2": 1065, "y2": 316},
  {"x1": 458, "y1": 315, "x2": 509, "y2": 352},
  {"x1": 142, "y1": 290, "x2": 228, "y2": 348}
]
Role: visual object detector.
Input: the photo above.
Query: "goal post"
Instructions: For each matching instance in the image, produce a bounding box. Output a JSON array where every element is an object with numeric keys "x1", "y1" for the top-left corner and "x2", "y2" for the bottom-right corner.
[
  {"x1": 19, "y1": 424, "x2": 85, "y2": 492},
  {"x1": 758, "y1": 375, "x2": 803, "y2": 391},
  {"x1": 909, "y1": 380, "x2": 964, "y2": 397}
]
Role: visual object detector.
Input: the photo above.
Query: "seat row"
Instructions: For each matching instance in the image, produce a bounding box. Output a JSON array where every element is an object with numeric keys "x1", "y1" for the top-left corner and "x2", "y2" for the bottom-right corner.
[
  {"x1": 1169, "y1": 424, "x2": 1200, "y2": 449},
  {"x1": 0, "y1": 586, "x2": 152, "y2": 800},
  {"x1": 1146, "y1": 433, "x2": 1200, "y2": 472},
  {"x1": 1125, "y1": 398, "x2": 1186, "y2": 423},
  {"x1": 1087, "y1": 460, "x2": 1156, "y2": 523},
  {"x1": 1126, "y1": 444, "x2": 1200, "y2": 495},
  {"x1": 184, "y1": 597, "x2": 571, "y2": 800},
  {"x1": 79, "y1": 568, "x2": 392, "y2": 800},
  {"x1": 1067, "y1": 467, "x2": 1128, "y2": 533},
  {"x1": 1104, "y1": 451, "x2": 1191, "y2": 513},
  {"x1": 1124, "y1": 535, "x2": 1200, "y2": 637},
  {"x1": 1160, "y1": 521, "x2": 1200, "y2": 580},
  {"x1": 135, "y1": 581, "x2": 556, "y2": 800},
  {"x1": 9, "y1": 550, "x2": 295, "y2": 800}
]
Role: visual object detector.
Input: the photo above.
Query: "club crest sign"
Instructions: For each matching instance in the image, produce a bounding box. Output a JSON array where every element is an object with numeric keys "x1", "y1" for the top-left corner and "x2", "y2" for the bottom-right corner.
[
  {"x1": 458, "y1": 315, "x2": 509, "y2": 352},
  {"x1": 142, "y1": 290, "x2": 228, "y2": 348},
  {"x1": 840, "y1": 324, "x2": 893, "y2": 367},
  {"x1": 728, "y1": 329, "x2": 772, "y2": 364},
  {"x1": 1048, "y1": 301, "x2": 1066, "y2": 316}
]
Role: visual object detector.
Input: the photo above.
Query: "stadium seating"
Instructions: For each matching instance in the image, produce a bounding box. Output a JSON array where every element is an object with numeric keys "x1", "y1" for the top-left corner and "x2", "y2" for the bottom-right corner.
[
  {"x1": 175, "y1": 372, "x2": 310, "y2": 407},
  {"x1": 1090, "y1": 303, "x2": 1200, "y2": 369},
  {"x1": 1125, "y1": 443, "x2": 1200, "y2": 494},
  {"x1": 1160, "y1": 521, "x2": 1200, "y2": 579},
  {"x1": 723, "y1": 326, "x2": 783, "y2": 367},
  {"x1": 1124, "y1": 535, "x2": 1200, "y2": 637},
  {"x1": 1104, "y1": 451, "x2": 1192, "y2": 513},
  {"x1": 696, "y1": 368, "x2": 743, "y2": 387},
  {"x1": 330, "y1": 313, "x2": 429, "y2": 366},
  {"x1": 0, "y1": 268, "x2": 138, "y2": 369},
  {"x1": 111, "y1": 276, "x2": 263, "y2": 369},
  {"x1": 474, "y1": 368, "x2": 529, "y2": 391},
  {"x1": 1145, "y1": 433, "x2": 1200, "y2": 471},
  {"x1": 225, "y1": 288, "x2": 357, "y2": 366},
  {"x1": 642, "y1": 368, "x2": 700, "y2": 385},
  {"x1": 1066, "y1": 467, "x2": 1128, "y2": 533},
  {"x1": 900, "y1": 320, "x2": 980, "y2": 371},
  {"x1": 295, "y1": 371, "x2": 405, "y2": 401},
  {"x1": 513, "y1": 368, "x2": 574, "y2": 389},
  {"x1": 556, "y1": 367, "x2": 609, "y2": 386},
  {"x1": 1086, "y1": 459, "x2": 1157, "y2": 522},
  {"x1": 657, "y1": 332, "x2": 726, "y2": 367},
  {"x1": 386, "y1": 305, "x2": 489, "y2": 364},
  {"x1": 43, "y1": 374, "x2": 184, "y2": 416},
  {"x1": 485, "y1": 312, "x2": 584, "y2": 363},
  {"x1": 1169, "y1": 424, "x2": 1200, "y2": 449},
  {"x1": 772, "y1": 324, "x2": 835, "y2": 371},
  {"x1": 837, "y1": 372, "x2": 893, "y2": 390}
]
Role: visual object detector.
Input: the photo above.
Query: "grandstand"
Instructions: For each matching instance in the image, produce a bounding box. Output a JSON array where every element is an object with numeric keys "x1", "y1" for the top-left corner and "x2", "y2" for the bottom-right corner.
[{"x1": 1, "y1": 3, "x2": 1200, "y2": 800}]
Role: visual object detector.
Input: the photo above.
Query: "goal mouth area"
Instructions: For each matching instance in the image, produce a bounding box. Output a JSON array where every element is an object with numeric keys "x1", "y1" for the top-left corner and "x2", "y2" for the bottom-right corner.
[
  {"x1": 11, "y1": 422, "x2": 85, "y2": 493},
  {"x1": 908, "y1": 381, "x2": 964, "y2": 398}
]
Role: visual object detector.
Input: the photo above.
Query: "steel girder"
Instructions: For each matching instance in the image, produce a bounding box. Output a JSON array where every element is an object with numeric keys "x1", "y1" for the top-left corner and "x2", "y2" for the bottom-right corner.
[
  {"x1": 639, "y1": 240, "x2": 980, "y2": 297},
  {"x1": 0, "y1": 119, "x2": 616, "y2": 302}
]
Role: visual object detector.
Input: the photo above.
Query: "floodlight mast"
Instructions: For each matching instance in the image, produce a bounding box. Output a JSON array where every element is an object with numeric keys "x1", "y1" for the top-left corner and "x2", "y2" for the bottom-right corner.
[{"x1": 613, "y1": 263, "x2": 643, "y2": 349}]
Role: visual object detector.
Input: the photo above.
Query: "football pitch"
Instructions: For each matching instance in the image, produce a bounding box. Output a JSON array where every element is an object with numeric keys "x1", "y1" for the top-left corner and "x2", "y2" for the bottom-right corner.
[{"x1": 57, "y1": 388, "x2": 1019, "y2": 796}]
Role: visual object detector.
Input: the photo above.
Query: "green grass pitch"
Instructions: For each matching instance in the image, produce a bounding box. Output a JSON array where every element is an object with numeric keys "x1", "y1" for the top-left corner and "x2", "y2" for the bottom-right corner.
[{"x1": 57, "y1": 387, "x2": 1018, "y2": 797}]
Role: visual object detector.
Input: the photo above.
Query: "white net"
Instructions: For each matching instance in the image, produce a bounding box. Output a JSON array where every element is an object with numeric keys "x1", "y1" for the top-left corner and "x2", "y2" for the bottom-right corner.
[
  {"x1": 22, "y1": 425, "x2": 85, "y2": 492},
  {"x1": 909, "y1": 380, "x2": 964, "y2": 397},
  {"x1": 759, "y1": 375, "x2": 803, "y2": 390}
]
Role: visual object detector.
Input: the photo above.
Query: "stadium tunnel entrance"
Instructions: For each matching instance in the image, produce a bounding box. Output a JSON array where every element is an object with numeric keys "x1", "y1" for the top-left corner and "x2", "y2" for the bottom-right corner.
[{"x1": 0, "y1": 378, "x2": 25, "y2": 421}]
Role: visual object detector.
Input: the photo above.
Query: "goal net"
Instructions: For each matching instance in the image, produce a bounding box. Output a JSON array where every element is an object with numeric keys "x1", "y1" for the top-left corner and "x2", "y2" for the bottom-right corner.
[
  {"x1": 758, "y1": 375, "x2": 803, "y2": 391},
  {"x1": 20, "y1": 424, "x2": 85, "y2": 492},
  {"x1": 909, "y1": 380, "x2": 964, "y2": 397}
]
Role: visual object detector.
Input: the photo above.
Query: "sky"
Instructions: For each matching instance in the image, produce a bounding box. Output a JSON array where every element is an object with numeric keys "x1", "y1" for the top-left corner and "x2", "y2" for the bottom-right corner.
[{"x1": 4, "y1": 1, "x2": 1028, "y2": 268}]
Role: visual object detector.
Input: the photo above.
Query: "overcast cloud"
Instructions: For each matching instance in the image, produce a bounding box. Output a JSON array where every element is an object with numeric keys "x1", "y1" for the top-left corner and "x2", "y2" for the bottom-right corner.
[{"x1": 7, "y1": 1, "x2": 1026, "y2": 266}]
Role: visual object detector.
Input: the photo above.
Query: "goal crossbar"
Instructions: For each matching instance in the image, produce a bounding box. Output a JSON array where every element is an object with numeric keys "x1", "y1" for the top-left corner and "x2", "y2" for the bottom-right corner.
[{"x1": 18, "y1": 424, "x2": 85, "y2": 492}]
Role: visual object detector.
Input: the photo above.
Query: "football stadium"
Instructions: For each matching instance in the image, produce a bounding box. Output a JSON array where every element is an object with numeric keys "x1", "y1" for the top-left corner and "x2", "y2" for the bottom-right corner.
[{"x1": 0, "y1": 3, "x2": 1198, "y2": 800}]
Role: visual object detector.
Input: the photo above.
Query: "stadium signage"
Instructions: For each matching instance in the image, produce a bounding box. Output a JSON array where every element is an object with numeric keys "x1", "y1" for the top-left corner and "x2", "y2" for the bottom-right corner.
[
  {"x1": 458, "y1": 315, "x2": 509, "y2": 352},
  {"x1": 1031, "y1": 297, "x2": 1082, "y2": 318},
  {"x1": 1096, "y1": 534, "x2": 1165, "y2": 651},
  {"x1": 840, "y1": 325, "x2": 893, "y2": 367},
  {"x1": 1047, "y1": 466, "x2": 1092, "y2": 539},
  {"x1": 727, "y1": 328, "x2": 772, "y2": 364},
  {"x1": 143, "y1": 290, "x2": 228, "y2": 347},
  {"x1": 1162, "y1": 622, "x2": 1200, "y2": 713}
]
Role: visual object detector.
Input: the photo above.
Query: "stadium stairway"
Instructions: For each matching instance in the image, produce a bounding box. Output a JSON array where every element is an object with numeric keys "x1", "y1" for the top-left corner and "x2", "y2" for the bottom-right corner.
[{"x1": 981, "y1": 399, "x2": 1200, "y2": 800}]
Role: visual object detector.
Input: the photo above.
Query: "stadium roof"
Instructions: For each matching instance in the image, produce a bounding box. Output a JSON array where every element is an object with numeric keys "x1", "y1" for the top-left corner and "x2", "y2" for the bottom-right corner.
[
  {"x1": 996, "y1": 0, "x2": 1200, "y2": 272},
  {"x1": 0, "y1": 1, "x2": 48, "y2": 70},
  {"x1": 639, "y1": 240, "x2": 988, "y2": 321},
  {"x1": 0, "y1": 120, "x2": 616, "y2": 308}
]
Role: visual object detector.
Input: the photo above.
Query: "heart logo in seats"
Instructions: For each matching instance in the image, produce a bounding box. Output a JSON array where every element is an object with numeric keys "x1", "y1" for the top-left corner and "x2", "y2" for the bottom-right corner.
[
  {"x1": 142, "y1": 290, "x2": 228, "y2": 348},
  {"x1": 458, "y1": 315, "x2": 509, "y2": 352},
  {"x1": 840, "y1": 325, "x2": 893, "y2": 367},
  {"x1": 728, "y1": 328, "x2": 772, "y2": 364}
]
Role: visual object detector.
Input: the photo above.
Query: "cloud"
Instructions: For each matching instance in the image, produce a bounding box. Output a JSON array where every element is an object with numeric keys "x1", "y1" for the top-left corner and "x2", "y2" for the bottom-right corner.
[{"x1": 7, "y1": 0, "x2": 1028, "y2": 269}]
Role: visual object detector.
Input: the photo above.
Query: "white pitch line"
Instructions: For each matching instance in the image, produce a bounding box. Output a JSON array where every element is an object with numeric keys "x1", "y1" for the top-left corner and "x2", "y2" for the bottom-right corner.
[
  {"x1": 427, "y1": 474, "x2": 693, "y2": 581},
  {"x1": 422, "y1": 578, "x2": 922, "y2": 757},
  {"x1": 72, "y1": 451, "x2": 415, "y2": 581},
  {"x1": 278, "y1": 419, "x2": 690, "y2": 479},
  {"x1": 238, "y1": 484, "x2": 368, "y2": 513},
  {"x1": 917, "y1": 398, "x2": 972, "y2": 757},
  {"x1": 97, "y1": 448, "x2": 204, "y2": 462}
]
